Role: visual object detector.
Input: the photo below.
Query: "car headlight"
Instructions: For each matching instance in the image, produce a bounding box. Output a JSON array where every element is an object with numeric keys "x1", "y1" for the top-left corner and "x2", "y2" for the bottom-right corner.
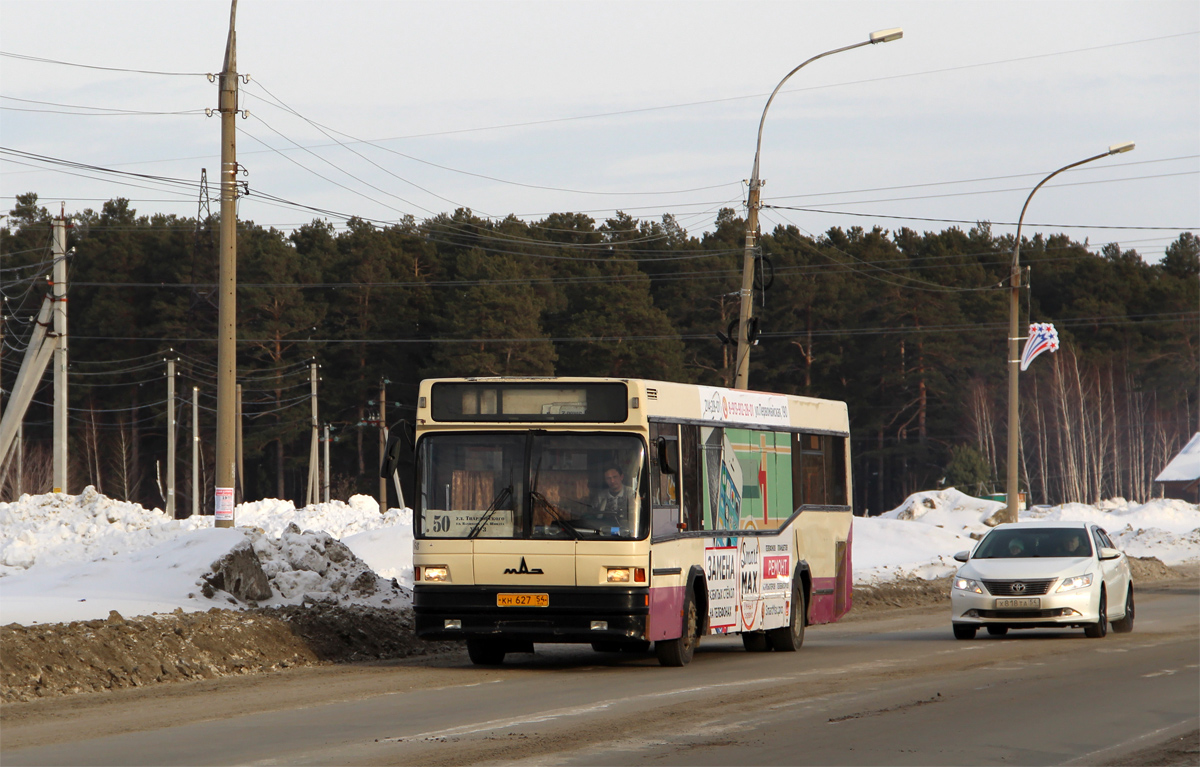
[
  {"x1": 953, "y1": 577, "x2": 984, "y2": 595},
  {"x1": 1056, "y1": 573, "x2": 1093, "y2": 592}
]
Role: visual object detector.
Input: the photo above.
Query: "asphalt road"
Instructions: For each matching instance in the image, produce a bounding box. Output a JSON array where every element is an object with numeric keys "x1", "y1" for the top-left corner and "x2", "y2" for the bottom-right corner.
[{"x1": 4, "y1": 580, "x2": 1197, "y2": 766}]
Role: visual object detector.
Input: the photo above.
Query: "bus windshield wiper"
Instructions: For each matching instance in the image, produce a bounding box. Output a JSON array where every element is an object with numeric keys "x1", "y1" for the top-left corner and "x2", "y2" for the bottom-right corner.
[
  {"x1": 466, "y1": 484, "x2": 513, "y2": 539},
  {"x1": 530, "y1": 490, "x2": 583, "y2": 539}
]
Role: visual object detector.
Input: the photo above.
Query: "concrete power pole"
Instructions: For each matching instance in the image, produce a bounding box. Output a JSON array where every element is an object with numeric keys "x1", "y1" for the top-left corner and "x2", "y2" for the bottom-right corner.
[
  {"x1": 305, "y1": 363, "x2": 319, "y2": 507},
  {"x1": 213, "y1": 0, "x2": 239, "y2": 527},
  {"x1": 379, "y1": 380, "x2": 387, "y2": 514},
  {"x1": 166, "y1": 358, "x2": 176, "y2": 517},
  {"x1": 51, "y1": 213, "x2": 68, "y2": 493}
]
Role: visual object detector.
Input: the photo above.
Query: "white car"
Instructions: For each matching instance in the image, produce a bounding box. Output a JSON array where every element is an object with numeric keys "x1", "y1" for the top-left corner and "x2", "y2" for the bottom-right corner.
[{"x1": 950, "y1": 520, "x2": 1134, "y2": 639}]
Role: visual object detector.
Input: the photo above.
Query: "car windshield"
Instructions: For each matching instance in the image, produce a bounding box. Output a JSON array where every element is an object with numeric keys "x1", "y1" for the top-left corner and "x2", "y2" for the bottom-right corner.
[
  {"x1": 417, "y1": 431, "x2": 647, "y2": 540},
  {"x1": 973, "y1": 528, "x2": 1094, "y2": 559}
]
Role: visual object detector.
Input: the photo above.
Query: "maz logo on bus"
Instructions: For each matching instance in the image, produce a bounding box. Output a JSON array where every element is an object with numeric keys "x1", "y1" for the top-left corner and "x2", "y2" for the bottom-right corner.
[{"x1": 504, "y1": 557, "x2": 544, "y2": 575}]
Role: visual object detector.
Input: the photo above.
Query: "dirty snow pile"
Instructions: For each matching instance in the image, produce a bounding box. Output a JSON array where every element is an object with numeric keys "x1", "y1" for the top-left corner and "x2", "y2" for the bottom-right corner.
[
  {"x1": 0, "y1": 488, "x2": 413, "y2": 625},
  {"x1": 851, "y1": 488, "x2": 1200, "y2": 585}
]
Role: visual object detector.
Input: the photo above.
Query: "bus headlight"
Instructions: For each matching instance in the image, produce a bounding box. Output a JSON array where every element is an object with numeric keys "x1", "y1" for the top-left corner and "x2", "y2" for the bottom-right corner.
[
  {"x1": 606, "y1": 568, "x2": 631, "y2": 583},
  {"x1": 423, "y1": 565, "x2": 450, "y2": 582}
]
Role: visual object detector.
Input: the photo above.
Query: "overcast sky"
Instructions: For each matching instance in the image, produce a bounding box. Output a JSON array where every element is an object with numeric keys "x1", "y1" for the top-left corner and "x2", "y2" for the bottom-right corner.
[{"x1": 2, "y1": 1, "x2": 1197, "y2": 260}]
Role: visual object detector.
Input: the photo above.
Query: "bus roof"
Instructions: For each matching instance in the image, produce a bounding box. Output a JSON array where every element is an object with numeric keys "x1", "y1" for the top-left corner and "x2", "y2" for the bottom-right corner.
[{"x1": 417, "y1": 377, "x2": 848, "y2": 435}]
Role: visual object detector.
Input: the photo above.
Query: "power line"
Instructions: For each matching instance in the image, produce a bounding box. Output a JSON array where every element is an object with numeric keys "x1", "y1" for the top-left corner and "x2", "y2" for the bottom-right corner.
[
  {"x1": 762, "y1": 205, "x2": 1197, "y2": 232},
  {"x1": 0, "y1": 50, "x2": 208, "y2": 77}
]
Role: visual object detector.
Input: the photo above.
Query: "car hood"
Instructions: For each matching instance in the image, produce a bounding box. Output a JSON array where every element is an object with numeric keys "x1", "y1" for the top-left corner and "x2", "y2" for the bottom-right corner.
[{"x1": 959, "y1": 557, "x2": 1094, "y2": 581}]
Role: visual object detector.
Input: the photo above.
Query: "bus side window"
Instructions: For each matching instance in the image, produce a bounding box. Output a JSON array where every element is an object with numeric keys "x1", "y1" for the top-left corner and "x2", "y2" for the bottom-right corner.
[
  {"x1": 793, "y1": 433, "x2": 826, "y2": 506},
  {"x1": 827, "y1": 435, "x2": 847, "y2": 506},
  {"x1": 650, "y1": 422, "x2": 680, "y2": 539},
  {"x1": 680, "y1": 424, "x2": 702, "y2": 531}
]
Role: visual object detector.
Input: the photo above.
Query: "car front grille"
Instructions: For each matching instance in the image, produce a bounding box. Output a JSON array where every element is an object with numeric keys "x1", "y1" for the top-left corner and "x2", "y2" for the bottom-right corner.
[{"x1": 982, "y1": 578, "x2": 1055, "y2": 596}]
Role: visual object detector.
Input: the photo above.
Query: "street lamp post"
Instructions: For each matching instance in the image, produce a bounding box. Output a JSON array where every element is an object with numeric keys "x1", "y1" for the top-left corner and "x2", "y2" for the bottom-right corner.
[
  {"x1": 734, "y1": 27, "x2": 903, "y2": 390},
  {"x1": 1004, "y1": 141, "x2": 1135, "y2": 523}
]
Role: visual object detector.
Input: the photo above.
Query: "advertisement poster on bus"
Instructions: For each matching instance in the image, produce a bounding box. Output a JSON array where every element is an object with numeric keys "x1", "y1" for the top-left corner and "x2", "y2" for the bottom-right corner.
[
  {"x1": 704, "y1": 544, "x2": 738, "y2": 631},
  {"x1": 738, "y1": 536, "x2": 762, "y2": 631}
]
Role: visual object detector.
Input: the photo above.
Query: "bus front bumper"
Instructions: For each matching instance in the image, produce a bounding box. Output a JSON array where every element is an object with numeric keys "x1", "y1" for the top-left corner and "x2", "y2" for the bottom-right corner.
[{"x1": 414, "y1": 585, "x2": 650, "y2": 643}]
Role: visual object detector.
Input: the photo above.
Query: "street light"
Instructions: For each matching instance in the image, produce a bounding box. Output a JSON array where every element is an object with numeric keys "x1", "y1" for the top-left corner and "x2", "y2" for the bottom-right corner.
[
  {"x1": 1003, "y1": 141, "x2": 1135, "y2": 523},
  {"x1": 733, "y1": 28, "x2": 903, "y2": 390}
]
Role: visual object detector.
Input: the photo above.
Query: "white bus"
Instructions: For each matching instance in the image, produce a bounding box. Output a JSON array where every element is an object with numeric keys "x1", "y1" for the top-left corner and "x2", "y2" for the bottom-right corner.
[{"x1": 390, "y1": 377, "x2": 852, "y2": 667}]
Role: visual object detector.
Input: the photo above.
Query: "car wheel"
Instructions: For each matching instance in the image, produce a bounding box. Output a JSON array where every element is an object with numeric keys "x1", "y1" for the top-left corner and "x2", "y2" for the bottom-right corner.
[
  {"x1": 767, "y1": 581, "x2": 805, "y2": 652},
  {"x1": 466, "y1": 638, "x2": 506, "y2": 665},
  {"x1": 741, "y1": 632, "x2": 770, "y2": 652},
  {"x1": 1111, "y1": 586, "x2": 1135, "y2": 634},
  {"x1": 1084, "y1": 588, "x2": 1108, "y2": 638},
  {"x1": 953, "y1": 623, "x2": 976, "y2": 640},
  {"x1": 656, "y1": 588, "x2": 698, "y2": 666},
  {"x1": 987, "y1": 626, "x2": 1009, "y2": 636}
]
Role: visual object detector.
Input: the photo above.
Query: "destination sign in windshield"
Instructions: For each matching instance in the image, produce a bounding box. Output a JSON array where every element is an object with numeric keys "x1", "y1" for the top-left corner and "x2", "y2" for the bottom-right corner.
[{"x1": 431, "y1": 382, "x2": 628, "y2": 422}]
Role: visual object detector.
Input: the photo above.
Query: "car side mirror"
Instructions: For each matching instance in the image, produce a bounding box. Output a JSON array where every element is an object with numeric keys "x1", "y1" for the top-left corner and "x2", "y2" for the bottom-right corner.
[
  {"x1": 953, "y1": 550, "x2": 970, "y2": 563},
  {"x1": 1098, "y1": 547, "x2": 1121, "y2": 561}
]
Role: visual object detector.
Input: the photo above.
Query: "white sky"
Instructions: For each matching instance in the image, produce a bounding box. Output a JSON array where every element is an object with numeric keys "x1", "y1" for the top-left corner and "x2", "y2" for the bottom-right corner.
[{"x1": 1, "y1": 1, "x2": 1197, "y2": 260}]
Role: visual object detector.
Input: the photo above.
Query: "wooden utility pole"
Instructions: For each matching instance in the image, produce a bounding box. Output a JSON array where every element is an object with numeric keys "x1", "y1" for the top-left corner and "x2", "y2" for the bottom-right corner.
[
  {"x1": 378, "y1": 380, "x2": 387, "y2": 514},
  {"x1": 51, "y1": 213, "x2": 68, "y2": 493},
  {"x1": 236, "y1": 382, "x2": 244, "y2": 503},
  {"x1": 166, "y1": 358, "x2": 176, "y2": 517},
  {"x1": 305, "y1": 363, "x2": 319, "y2": 506},
  {"x1": 192, "y1": 386, "x2": 200, "y2": 516},
  {"x1": 323, "y1": 424, "x2": 331, "y2": 503},
  {"x1": 214, "y1": 0, "x2": 239, "y2": 527}
]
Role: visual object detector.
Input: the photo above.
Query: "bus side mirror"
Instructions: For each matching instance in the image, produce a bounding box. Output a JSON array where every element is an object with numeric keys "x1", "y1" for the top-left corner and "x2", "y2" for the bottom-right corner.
[
  {"x1": 656, "y1": 436, "x2": 677, "y2": 475},
  {"x1": 380, "y1": 421, "x2": 415, "y2": 479}
]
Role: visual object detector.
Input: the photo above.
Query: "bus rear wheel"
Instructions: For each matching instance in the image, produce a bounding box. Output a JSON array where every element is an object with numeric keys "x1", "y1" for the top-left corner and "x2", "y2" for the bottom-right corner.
[
  {"x1": 767, "y1": 582, "x2": 805, "y2": 652},
  {"x1": 656, "y1": 588, "x2": 698, "y2": 667},
  {"x1": 467, "y1": 638, "x2": 506, "y2": 665}
]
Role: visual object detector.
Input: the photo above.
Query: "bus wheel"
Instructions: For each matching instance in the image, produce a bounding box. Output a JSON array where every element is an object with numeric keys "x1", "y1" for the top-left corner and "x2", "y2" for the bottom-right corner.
[
  {"x1": 467, "y1": 638, "x2": 506, "y2": 665},
  {"x1": 655, "y1": 588, "x2": 698, "y2": 667},
  {"x1": 767, "y1": 583, "x2": 805, "y2": 652},
  {"x1": 741, "y1": 632, "x2": 769, "y2": 652}
]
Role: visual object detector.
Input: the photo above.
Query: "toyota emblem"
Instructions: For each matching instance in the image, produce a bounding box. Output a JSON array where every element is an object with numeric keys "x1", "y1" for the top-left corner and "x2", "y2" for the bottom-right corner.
[{"x1": 1011, "y1": 582, "x2": 1026, "y2": 593}]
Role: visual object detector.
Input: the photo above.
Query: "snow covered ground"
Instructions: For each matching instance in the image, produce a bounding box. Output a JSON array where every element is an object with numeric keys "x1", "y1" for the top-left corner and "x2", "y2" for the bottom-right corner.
[{"x1": 1, "y1": 486, "x2": 1196, "y2": 625}]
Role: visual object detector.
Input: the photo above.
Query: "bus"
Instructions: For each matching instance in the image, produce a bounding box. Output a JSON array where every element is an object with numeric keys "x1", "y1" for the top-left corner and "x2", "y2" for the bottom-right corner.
[{"x1": 386, "y1": 377, "x2": 853, "y2": 667}]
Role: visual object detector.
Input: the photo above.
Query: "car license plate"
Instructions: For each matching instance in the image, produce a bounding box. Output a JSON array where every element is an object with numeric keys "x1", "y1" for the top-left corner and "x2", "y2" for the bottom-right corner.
[
  {"x1": 497, "y1": 593, "x2": 549, "y2": 607},
  {"x1": 995, "y1": 597, "x2": 1040, "y2": 609}
]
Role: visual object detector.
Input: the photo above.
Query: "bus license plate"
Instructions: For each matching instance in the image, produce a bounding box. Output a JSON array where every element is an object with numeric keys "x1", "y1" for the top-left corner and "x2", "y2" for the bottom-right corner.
[
  {"x1": 497, "y1": 593, "x2": 549, "y2": 607},
  {"x1": 995, "y1": 598, "x2": 1040, "y2": 609}
]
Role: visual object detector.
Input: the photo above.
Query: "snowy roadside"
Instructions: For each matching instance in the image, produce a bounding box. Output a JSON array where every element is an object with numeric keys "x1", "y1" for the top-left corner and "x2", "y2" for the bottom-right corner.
[
  {"x1": 2, "y1": 486, "x2": 1197, "y2": 626},
  {"x1": 1, "y1": 487, "x2": 1196, "y2": 703}
]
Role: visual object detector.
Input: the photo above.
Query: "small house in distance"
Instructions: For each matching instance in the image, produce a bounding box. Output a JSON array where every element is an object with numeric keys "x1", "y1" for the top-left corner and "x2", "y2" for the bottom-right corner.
[{"x1": 1155, "y1": 433, "x2": 1200, "y2": 503}]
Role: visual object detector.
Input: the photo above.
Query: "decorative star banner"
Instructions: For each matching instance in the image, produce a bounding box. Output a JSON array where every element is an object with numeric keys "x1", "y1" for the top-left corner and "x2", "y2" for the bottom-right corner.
[{"x1": 1020, "y1": 322, "x2": 1060, "y2": 371}]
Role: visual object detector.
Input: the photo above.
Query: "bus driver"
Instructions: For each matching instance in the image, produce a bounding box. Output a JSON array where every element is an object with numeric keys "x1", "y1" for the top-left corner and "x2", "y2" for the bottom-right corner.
[{"x1": 591, "y1": 464, "x2": 636, "y2": 517}]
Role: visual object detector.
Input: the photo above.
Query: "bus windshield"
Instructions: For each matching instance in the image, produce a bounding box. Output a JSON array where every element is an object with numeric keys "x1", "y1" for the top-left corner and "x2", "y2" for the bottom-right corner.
[{"x1": 417, "y1": 432, "x2": 647, "y2": 540}]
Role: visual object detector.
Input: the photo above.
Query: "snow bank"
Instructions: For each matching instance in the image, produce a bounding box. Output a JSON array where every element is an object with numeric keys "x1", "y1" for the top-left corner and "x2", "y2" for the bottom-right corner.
[
  {"x1": 852, "y1": 517, "x2": 975, "y2": 585},
  {"x1": 0, "y1": 487, "x2": 208, "y2": 576}
]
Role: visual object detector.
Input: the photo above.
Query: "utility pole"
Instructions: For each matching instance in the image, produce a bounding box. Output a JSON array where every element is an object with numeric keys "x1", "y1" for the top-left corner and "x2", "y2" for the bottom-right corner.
[
  {"x1": 166, "y1": 358, "x2": 176, "y2": 517},
  {"x1": 51, "y1": 212, "x2": 68, "y2": 493},
  {"x1": 305, "y1": 362, "x2": 319, "y2": 506},
  {"x1": 379, "y1": 379, "x2": 387, "y2": 514},
  {"x1": 236, "y1": 383, "x2": 244, "y2": 503},
  {"x1": 213, "y1": 0, "x2": 239, "y2": 527},
  {"x1": 192, "y1": 386, "x2": 200, "y2": 516},
  {"x1": 323, "y1": 423, "x2": 331, "y2": 503}
]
